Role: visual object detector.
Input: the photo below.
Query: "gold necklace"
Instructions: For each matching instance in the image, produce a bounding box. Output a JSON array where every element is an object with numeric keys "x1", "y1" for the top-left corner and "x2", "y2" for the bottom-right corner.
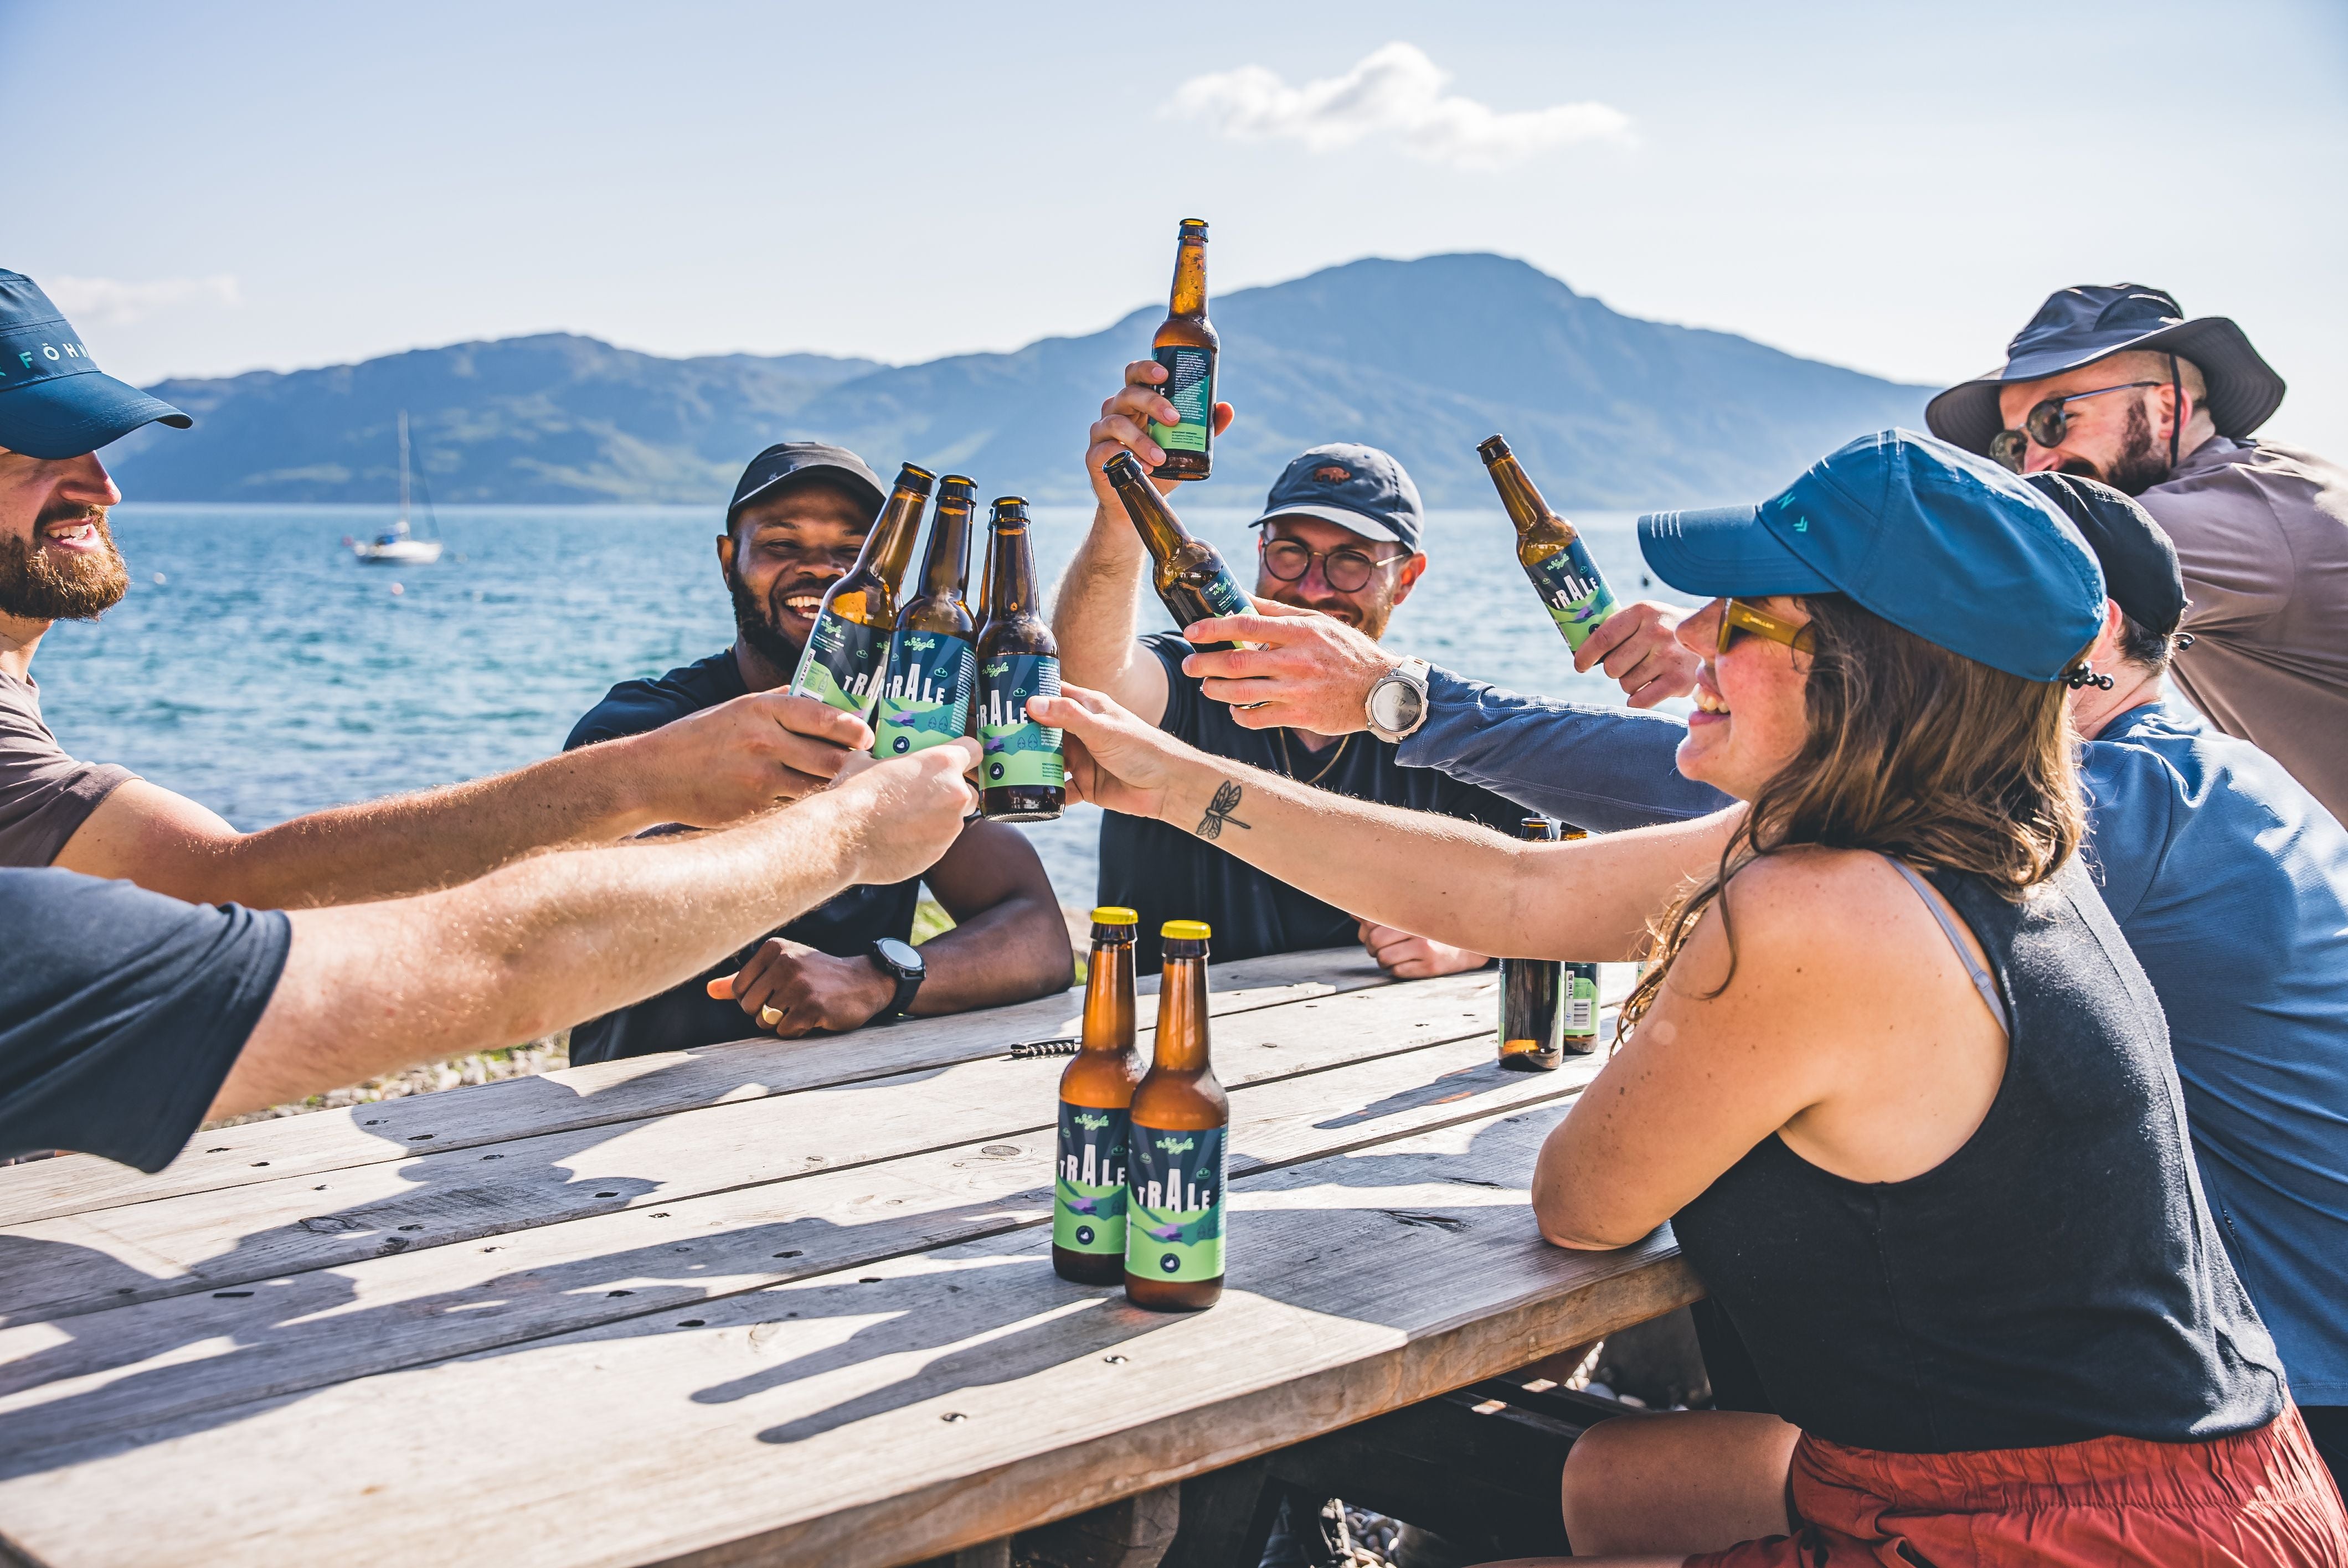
[{"x1": 1275, "y1": 728, "x2": 1351, "y2": 787}]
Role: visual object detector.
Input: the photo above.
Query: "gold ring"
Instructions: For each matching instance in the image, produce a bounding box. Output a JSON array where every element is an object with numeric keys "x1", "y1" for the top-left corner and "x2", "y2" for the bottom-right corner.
[{"x1": 758, "y1": 1005, "x2": 784, "y2": 1029}]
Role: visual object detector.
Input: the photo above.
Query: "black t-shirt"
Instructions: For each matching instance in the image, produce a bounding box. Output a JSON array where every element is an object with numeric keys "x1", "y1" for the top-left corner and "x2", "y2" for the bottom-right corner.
[
  {"x1": 562, "y1": 648, "x2": 919, "y2": 1064},
  {"x1": 1100, "y1": 634, "x2": 1522, "y2": 973},
  {"x1": 1, "y1": 868, "x2": 290, "y2": 1172}
]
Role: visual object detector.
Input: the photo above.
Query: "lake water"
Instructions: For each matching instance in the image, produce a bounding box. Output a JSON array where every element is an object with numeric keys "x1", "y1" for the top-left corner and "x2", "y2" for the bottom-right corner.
[{"x1": 38, "y1": 504, "x2": 1694, "y2": 906}]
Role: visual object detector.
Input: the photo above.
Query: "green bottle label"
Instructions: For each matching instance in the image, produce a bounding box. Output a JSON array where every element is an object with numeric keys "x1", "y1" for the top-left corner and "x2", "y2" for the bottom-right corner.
[
  {"x1": 1148, "y1": 345, "x2": 1214, "y2": 455},
  {"x1": 979, "y1": 653, "x2": 1064, "y2": 789},
  {"x1": 1201, "y1": 569, "x2": 1250, "y2": 618},
  {"x1": 1127, "y1": 1122, "x2": 1226, "y2": 1282},
  {"x1": 873, "y1": 631, "x2": 974, "y2": 756},
  {"x1": 792, "y1": 612, "x2": 884, "y2": 716},
  {"x1": 1527, "y1": 539, "x2": 1618, "y2": 649},
  {"x1": 1054, "y1": 1101, "x2": 1130, "y2": 1255},
  {"x1": 1563, "y1": 961, "x2": 1600, "y2": 1043}
]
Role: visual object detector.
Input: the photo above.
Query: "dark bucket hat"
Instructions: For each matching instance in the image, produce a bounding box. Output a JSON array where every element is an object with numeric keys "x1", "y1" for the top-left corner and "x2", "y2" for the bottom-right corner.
[
  {"x1": 0, "y1": 270, "x2": 192, "y2": 460},
  {"x1": 1925, "y1": 284, "x2": 2284, "y2": 457}
]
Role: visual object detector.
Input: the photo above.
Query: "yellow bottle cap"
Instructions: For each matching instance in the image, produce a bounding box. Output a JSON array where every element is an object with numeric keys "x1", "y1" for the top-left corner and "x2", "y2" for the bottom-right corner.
[
  {"x1": 1161, "y1": 920, "x2": 1212, "y2": 941},
  {"x1": 1091, "y1": 906, "x2": 1139, "y2": 925}
]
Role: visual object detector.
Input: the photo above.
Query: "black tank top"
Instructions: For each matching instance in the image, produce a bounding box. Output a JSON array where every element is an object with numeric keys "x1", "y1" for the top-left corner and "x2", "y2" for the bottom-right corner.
[{"x1": 1671, "y1": 855, "x2": 2284, "y2": 1453}]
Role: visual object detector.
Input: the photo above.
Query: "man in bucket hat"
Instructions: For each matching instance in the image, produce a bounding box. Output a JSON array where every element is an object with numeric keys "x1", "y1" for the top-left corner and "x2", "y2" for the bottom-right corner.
[
  {"x1": 0, "y1": 268, "x2": 872, "y2": 899},
  {"x1": 1926, "y1": 284, "x2": 2348, "y2": 824}
]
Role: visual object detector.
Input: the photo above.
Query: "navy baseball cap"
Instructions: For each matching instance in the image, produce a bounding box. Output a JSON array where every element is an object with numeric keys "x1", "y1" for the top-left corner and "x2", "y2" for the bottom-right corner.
[
  {"x1": 1253, "y1": 442, "x2": 1423, "y2": 552},
  {"x1": 1638, "y1": 429, "x2": 2105, "y2": 682},
  {"x1": 727, "y1": 441, "x2": 887, "y2": 523},
  {"x1": 2023, "y1": 471, "x2": 2187, "y2": 638},
  {"x1": 0, "y1": 270, "x2": 191, "y2": 460}
]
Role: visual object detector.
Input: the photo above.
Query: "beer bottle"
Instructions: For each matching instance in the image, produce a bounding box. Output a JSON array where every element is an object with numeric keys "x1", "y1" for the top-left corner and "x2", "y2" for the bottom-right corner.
[
  {"x1": 1125, "y1": 920, "x2": 1228, "y2": 1311},
  {"x1": 789, "y1": 462, "x2": 934, "y2": 718},
  {"x1": 1499, "y1": 817, "x2": 1566, "y2": 1071},
  {"x1": 976, "y1": 498, "x2": 1065, "y2": 822},
  {"x1": 872, "y1": 474, "x2": 977, "y2": 757},
  {"x1": 1559, "y1": 828, "x2": 1601, "y2": 1055},
  {"x1": 1054, "y1": 907, "x2": 1144, "y2": 1284},
  {"x1": 1477, "y1": 435, "x2": 1620, "y2": 652},
  {"x1": 1147, "y1": 218, "x2": 1218, "y2": 482},
  {"x1": 1103, "y1": 451, "x2": 1253, "y2": 652}
]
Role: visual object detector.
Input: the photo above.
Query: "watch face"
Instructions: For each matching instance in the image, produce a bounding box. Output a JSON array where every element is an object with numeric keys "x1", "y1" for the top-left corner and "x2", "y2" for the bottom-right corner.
[
  {"x1": 874, "y1": 937, "x2": 922, "y2": 974},
  {"x1": 1371, "y1": 678, "x2": 1418, "y2": 733}
]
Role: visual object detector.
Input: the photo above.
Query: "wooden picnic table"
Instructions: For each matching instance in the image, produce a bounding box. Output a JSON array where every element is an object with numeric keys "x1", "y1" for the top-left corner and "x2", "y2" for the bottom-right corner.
[{"x1": 0, "y1": 948, "x2": 1698, "y2": 1568}]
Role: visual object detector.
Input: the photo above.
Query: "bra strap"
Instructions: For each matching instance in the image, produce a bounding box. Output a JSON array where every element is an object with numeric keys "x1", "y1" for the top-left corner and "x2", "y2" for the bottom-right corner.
[{"x1": 1880, "y1": 854, "x2": 2010, "y2": 1035}]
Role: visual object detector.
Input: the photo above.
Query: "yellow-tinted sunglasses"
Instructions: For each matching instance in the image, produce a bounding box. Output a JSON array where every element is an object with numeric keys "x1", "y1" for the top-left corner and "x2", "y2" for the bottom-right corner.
[{"x1": 1716, "y1": 596, "x2": 1816, "y2": 656}]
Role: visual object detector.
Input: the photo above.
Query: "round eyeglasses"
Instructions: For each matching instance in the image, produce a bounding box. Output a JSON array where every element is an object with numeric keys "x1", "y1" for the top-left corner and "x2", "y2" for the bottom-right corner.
[{"x1": 1259, "y1": 535, "x2": 1408, "y2": 594}]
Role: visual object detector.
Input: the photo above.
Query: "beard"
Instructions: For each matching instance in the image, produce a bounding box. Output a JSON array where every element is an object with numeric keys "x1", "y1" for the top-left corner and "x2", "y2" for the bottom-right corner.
[
  {"x1": 727, "y1": 562, "x2": 807, "y2": 673},
  {"x1": 2059, "y1": 399, "x2": 2172, "y2": 497},
  {"x1": 0, "y1": 505, "x2": 131, "y2": 621}
]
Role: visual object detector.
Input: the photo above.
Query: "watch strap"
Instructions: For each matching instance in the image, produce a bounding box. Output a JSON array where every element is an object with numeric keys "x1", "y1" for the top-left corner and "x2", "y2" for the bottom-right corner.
[{"x1": 871, "y1": 942, "x2": 925, "y2": 1019}]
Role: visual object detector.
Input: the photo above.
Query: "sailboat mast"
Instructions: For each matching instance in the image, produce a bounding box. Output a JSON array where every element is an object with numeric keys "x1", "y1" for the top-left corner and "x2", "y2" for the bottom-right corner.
[{"x1": 397, "y1": 410, "x2": 411, "y2": 525}]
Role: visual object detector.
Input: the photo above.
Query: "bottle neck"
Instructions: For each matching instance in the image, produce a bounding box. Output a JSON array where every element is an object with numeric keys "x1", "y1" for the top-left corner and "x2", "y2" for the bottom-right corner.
[
  {"x1": 1109, "y1": 468, "x2": 1192, "y2": 562},
  {"x1": 1168, "y1": 238, "x2": 1208, "y2": 318},
  {"x1": 1083, "y1": 940, "x2": 1135, "y2": 1053},
  {"x1": 864, "y1": 488, "x2": 927, "y2": 592},
  {"x1": 1485, "y1": 455, "x2": 1553, "y2": 538},
  {"x1": 1152, "y1": 956, "x2": 1213, "y2": 1072},
  {"x1": 919, "y1": 501, "x2": 972, "y2": 602},
  {"x1": 989, "y1": 522, "x2": 1039, "y2": 619}
]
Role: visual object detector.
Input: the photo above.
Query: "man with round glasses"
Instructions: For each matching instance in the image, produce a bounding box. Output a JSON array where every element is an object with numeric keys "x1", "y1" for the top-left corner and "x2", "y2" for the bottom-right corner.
[
  {"x1": 1926, "y1": 283, "x2": 2348, "y2": 823},
  {"x1": 1057, "y1": 359, "x2": 1523, "y2": 974}
]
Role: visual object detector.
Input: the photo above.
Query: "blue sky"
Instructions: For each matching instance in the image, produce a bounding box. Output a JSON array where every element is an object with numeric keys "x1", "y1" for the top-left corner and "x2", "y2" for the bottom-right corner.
[{"x1": 7, "y1": 0, "x2": 2345, "y2": 451}]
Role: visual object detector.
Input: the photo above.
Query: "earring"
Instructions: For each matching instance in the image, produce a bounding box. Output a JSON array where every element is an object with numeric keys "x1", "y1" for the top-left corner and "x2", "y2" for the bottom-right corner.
[{"x1": 2063, "y1": 664, "x2": 2116, "y2": 692}]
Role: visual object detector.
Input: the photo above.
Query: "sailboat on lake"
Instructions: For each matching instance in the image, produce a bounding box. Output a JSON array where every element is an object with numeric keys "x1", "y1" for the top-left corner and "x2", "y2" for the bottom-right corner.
[{"x1": 346, "y1": 410, "x2": 444, "y2": 564}]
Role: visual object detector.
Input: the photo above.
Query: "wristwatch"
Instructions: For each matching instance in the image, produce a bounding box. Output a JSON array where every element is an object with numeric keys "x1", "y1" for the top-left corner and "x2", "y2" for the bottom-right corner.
[
  {"x1": 1364, "y1": 657, "x2": 1432, "y2": 744},
  {"x1": 868, "y1": 937, "x2": 926, "y2": 1019}
]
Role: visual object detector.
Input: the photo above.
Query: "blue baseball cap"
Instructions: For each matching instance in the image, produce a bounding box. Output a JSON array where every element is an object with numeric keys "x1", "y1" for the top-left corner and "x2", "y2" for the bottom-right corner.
[
  {"x1": 1253, "y1": 442, "x2": 1423, "y2": 553},
  {"x1": 0, "y1": 271, "x2": 191, "y2": 460},
  {"x1": 1638, "y1": 429, "x2": 2106, "y2": 682}
]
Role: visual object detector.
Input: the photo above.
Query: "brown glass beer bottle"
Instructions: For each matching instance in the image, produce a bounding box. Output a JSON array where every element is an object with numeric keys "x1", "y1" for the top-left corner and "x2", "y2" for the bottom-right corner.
[
  {"x1": 871, "y1": 475, "x2": 977, "y2": 757},
  {"x1": 789, "y1": 462, "x2": 934, "y2": 718},
  {"x1": 1148, "y1": 218, "x2": 1218, "y2": 481},
  {"x1": 1499, "y1": 817, "x2": 1567, "y2": 1071},
  {"x1": 1125, "y1": 920, "x2": 1228, "y2": 1311},
  {"x1": 976, "y1": 498, "x2": 1064, "y2": 821},
  {"x1": 1477, "y1": 434, "x2": 1620, "y2": 653},
  {"x1": 1102, "y1": 451, "x2": 1254, "y2": 653},
  {"x1": 1054, "y1": 907, "x2": 1144, "y2": 1284}
]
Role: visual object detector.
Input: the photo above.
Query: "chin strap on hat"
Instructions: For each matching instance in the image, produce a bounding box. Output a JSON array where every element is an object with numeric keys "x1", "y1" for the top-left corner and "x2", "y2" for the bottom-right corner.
[{"x1": 2064, "y1": 663, "x2": 2118, "y2": 691}]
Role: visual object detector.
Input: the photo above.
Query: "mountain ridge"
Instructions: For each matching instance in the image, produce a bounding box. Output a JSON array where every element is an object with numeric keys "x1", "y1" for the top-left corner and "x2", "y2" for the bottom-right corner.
[{"x1": 110, "y1": 253, "x2": 1932, "y2": 510}]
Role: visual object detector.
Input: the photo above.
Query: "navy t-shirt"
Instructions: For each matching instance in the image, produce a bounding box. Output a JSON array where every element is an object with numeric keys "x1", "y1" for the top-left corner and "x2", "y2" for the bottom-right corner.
[
  {"x1": 1099, "y1": 633, "x2": 1522, "y2": 973},
  {"x1": 1, "y1": 868, "x2": 290, "y2": 1172},
  {"x1": 562, "y1": 649, "x2": 919, "y2": 1064}
]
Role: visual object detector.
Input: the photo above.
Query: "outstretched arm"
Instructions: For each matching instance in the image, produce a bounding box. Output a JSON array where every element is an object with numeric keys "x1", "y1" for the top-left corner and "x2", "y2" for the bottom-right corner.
[
  {"x1": 56, "y1": 691, "x2": 872, "y2": 909},
  {"x1": 211, "y1": 742, "x2": 978, "y2": 1117},
  {"x1": 1037, "y1": 685, "x2": 1737, "y2": 962},
  {"x1": 1051, "y1": 358, "x2": 1233, "y2": 726}
]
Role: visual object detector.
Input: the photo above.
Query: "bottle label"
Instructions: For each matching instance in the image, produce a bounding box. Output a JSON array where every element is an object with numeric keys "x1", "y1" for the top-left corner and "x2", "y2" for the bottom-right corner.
[
  {"x1": 873, "y1": 631, "x2": 975, "y2": 756},
  {"x1": 979, "y1": 653, "x2": 1064, "y2": 788},
  {"x1": 1054, "y1": 1101, "x2": 1130, "y2": 1255},
  {"x1": 1148, "y1": 346, "x2": 1215, "y2": 455},
  {"x1": 792, "y1": 612, "x2": 884, "y2": 716},
  {"x1": 1127, "y1": 1122, "x2": 1226, "y2": 1282},
  {"x1": 1526, "y1": 539, "x2": 1619, "y2": 649},
  {"x1": 1201, "y1": 570, "x2": 1250, "y2": 618},
  {"x1": 1563, "y1": 962, "x2": 1600, "y2": 1041}
]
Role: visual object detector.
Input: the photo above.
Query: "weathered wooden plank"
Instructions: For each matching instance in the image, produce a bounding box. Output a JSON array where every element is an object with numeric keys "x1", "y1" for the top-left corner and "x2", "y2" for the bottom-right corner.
[
  {"x1": 0, "y1": 947, "x2": 1400, "y2": 1228},
  {"x1": 0, "y1": 973, "x2": 1506, "y2": 1323},
  {"x1": 0, "y1": 1104, "x2": 1700, "y2": 1568},
  {"x1": 0, "y1": 1024, "x2": 1612, "y2": 1452}
]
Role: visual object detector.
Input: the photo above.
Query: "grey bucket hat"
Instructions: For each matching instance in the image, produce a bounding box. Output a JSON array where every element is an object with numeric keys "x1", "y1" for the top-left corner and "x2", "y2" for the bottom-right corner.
[{"x1": 1925, "y1": 284, "x2": 2285, "y2": 457}]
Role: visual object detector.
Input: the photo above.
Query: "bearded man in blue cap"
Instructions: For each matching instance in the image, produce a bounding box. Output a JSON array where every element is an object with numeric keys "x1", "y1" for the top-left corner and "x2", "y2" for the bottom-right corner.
[
  {"x1": 0, "y1": 269, "x2": 876, "y2": 898},
  {"x1": 1927, "y1": 285, "x2": 2348, "y2": 826}
]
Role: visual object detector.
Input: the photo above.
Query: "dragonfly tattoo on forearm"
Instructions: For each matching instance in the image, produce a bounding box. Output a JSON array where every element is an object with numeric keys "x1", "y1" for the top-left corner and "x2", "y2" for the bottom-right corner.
[{"x1": 1196, "y1": 780, "x2": 1251, "y2": 840}]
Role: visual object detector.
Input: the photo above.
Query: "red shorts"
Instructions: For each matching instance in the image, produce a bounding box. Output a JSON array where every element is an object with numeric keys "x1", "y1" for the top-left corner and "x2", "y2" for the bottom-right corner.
[{"x1": 1690, "y1": 1404, "x2": 2348, "y2": 1567}]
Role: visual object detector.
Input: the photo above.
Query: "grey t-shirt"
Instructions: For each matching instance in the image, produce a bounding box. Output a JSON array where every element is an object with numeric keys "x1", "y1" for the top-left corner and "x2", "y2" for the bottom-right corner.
[
  {"x1": 2139, "y1": 436, "x2": 2348, "y2": 826},
  {"x1": 0, "y1": 668, "x2": 133, "y2": 867}
]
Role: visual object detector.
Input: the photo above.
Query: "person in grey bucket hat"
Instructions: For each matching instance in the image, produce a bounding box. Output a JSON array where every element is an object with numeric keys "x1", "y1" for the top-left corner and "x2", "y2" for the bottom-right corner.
[{"x1": 1928, "y1": 283, "x2": 2348, "y2": 827}]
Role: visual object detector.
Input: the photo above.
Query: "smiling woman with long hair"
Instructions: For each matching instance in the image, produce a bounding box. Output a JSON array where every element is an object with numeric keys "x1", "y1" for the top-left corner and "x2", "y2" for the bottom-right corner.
[{"x1": 1036, "y1": 433, "x2": 2347, "y2": 1566}]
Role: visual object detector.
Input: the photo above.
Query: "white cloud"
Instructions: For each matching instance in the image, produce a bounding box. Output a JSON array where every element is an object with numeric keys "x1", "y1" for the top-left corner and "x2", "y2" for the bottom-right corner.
[
  {"x1": 44, "y1": 274, "x2": 242, "y2": 328},
  {"x1": 1167, "y1": 43, "x2": 1631, "y2": 171}
]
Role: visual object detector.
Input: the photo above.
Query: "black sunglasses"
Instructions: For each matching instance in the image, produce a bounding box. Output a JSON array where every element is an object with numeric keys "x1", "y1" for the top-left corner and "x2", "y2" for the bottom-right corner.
[{"x1": 1989, "y1": 354, "x2": 2183, "y2": 474}]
